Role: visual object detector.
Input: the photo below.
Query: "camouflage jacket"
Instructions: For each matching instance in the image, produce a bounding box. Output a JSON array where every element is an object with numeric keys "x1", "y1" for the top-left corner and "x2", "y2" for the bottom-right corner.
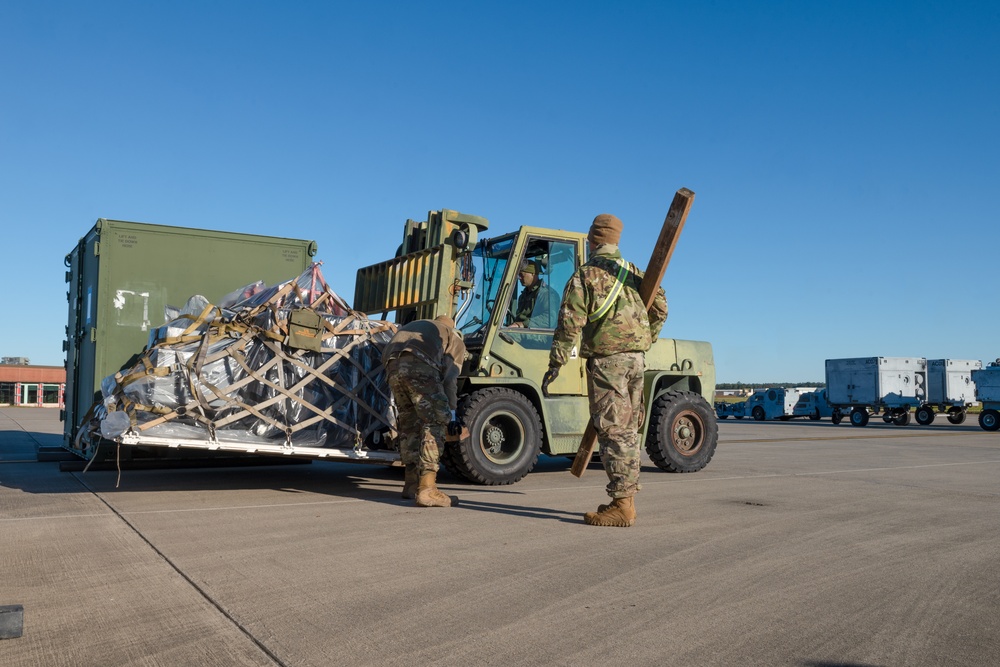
[
  {"x1": 549, "y1": 245, "x2": 667, "y2": 368},
  {"x1": 382, "y1": 318, "x2": 467, "y2": 409},
  {"x1": 513, "y1": 280, "x2": 558, "y2": 329}
]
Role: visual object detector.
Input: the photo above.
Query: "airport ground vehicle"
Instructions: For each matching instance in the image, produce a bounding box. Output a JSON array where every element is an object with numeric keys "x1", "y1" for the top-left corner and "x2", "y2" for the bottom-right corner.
[
  {"x1": 718, "y1": 387, "x2": 838, "y2": 423},
  {"x1": 792, "y1": 388, "x2": 839, "y2": 421},
  {"x1": 914, "y1": 359, "x2": 982, "y2": 425},
  {"x1": 67, "y1": 210, "x2": 719, "y2": 485},
  {"x1": 745, "y1": 387, "x2": 814, "y2": 421},
  {"x1": 744, "y1": 387, "x2": 833, "y2": 421},
  {"x1": 825, "y1": 357, "x2": 927, "y2": 427},
  {"x1": 715, "y1": 401, "x2": 745, "y2": 419},
  {"x1": 354, "y1": 209, "x2": 719, "y2": 484},
  {"x1": 972, "y1": 361, "x2": 1000, "y2": 431}
]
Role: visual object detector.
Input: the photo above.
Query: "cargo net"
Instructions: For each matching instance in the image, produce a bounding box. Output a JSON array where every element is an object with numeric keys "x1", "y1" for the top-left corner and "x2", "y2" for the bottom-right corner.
[{"x1": 88, "y1": 263, "x2": 398, "y2": 454}]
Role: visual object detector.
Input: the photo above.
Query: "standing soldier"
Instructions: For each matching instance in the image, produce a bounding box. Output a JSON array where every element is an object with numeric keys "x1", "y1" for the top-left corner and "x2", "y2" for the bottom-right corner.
[
  {"x1": 383, "y1": 315, "x2": 466, "y2": 507},
  {"x1": 542, "y1": 214, "x2": 667, "y2": 527}
]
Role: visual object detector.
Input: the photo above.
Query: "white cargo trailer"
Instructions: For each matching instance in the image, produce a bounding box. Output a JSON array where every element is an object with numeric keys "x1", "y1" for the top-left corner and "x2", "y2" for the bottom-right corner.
[
  {"x1": 914, "y1": 359, "x2": 982, "y2": 425},
  {"x1": 825, "y1": 357, "x2": 927, "y2": 427},
  {"x1": 971, "y1": 361, "x2": 1000, "y2": 431}
]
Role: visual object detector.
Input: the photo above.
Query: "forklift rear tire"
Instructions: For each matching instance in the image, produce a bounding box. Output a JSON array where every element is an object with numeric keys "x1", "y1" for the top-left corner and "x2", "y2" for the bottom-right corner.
[{"x1": 645, "y1": 390, "x2": 718, "y2": 473}]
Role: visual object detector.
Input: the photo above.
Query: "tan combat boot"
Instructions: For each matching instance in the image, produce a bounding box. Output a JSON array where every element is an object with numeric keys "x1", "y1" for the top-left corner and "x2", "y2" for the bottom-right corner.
[
  {"x1": 415, "y1": 472, "x2": 458, "y2": 507},
  {"x1": 401, "y1": 464, "x2": 418, "y2": 500},
  {"x1": 584, "y1": 496, "x2": 636, "y2": 527}
]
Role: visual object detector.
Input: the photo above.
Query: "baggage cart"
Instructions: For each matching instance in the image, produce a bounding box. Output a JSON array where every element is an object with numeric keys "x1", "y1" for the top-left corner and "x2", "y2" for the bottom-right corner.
[
  {"x1": 825, "y1": 357, "x2": 927, "y2": 427},
  {"x1": 914, "y1": 359, "x2": 982, "y2": 425},
  {"x1": 972, "y1": 361, "x2": 1000, "y2": 431}
]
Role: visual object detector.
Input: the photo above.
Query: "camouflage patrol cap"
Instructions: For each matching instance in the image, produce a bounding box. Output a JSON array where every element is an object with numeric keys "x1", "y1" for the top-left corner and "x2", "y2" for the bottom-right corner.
[
  {"x1": 434, "y1": 314, "x2": 456, "y2": 329},
  {"x1": 589, "y1": 214, "x2": 623, "y2": 245}
]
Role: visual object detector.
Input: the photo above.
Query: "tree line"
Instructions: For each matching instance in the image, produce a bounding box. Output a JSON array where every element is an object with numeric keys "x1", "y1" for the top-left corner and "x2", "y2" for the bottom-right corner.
[{"x1": 718, "y1": 382, "x2": 826, "y2": 389}]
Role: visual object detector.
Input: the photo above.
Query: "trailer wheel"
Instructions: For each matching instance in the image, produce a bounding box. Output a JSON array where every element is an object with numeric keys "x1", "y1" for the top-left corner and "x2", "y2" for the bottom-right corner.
[
  {"x1": 850, "y1": 407, "x2": 869, "y2": 427},
  {"x1": 882, "y1": 414, "x2": 893, "y2": 424},
  {"x1": 915, "y1": 406, "x2": 935, "y2": 425},
  {"x1": 444, "y1": 388, "x2": 542, "y2": 485},
  {"x1": 645, "y1": 390, "x2": 718, "y2": 473},
  {"x1": 831, "y1": 409, "x2": 843, "y2": 425},
  {"x1": 718, "y1": 414, "x2": 729, "y2": 420},
  {"x1": 752, "y1": 406, "x2": 765, "y2": 421},
  {"x1": 735, "y1": 415, "x2": 744, "y2": 420},
  {"x1": 979, "y1": 409, "x2": 1000, "y2": 432},
  {"x1": 893, "y1": 411, "x2": 910, "y2": 426},
  {"x1": 947, "y1": 408, "x2": 967, "y2": 425}
]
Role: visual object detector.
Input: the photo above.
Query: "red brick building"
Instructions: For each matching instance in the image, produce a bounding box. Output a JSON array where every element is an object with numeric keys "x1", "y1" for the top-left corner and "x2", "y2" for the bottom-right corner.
[{"x1": 0, "y1": 364, "x2": 66, "y2": 408}]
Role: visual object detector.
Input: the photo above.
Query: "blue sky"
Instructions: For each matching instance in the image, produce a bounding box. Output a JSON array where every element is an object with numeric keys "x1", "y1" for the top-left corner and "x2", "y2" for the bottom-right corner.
[{"x1": 2, "y1": 1, "x2": 997, "y2": 382}]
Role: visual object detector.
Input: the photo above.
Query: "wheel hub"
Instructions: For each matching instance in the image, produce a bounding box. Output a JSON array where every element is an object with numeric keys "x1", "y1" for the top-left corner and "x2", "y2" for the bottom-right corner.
[
  {"x1": 673, "y1": 414, "x2": 702, "y2": 454},
  {"x1": 484, "y1": 424, "x2": 505, "y2": 454}
]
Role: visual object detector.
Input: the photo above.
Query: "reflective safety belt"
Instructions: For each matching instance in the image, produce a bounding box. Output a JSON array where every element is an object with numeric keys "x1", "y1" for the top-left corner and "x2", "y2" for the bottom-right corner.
[{"x1": 589, "y1": 260, "x2": 629, "y2": 322}]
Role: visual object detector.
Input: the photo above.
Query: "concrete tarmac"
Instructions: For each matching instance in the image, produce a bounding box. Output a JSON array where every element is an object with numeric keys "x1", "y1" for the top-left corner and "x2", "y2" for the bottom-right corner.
[{"x1": 2, "y1": 406, "x2": 999, "y2": 667}]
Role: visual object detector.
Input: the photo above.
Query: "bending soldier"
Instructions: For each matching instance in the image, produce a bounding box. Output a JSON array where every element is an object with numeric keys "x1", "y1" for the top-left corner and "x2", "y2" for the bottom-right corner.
[
  {"x1": 383, "y1": 315, "x2": 466, "y2": 507},
  {"x1": 543, "y1": 214, "x2": 667, "y2": 527}
]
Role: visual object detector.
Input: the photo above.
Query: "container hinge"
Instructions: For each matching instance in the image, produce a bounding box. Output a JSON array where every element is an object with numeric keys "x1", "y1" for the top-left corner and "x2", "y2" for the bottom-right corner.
[
  {"x1": 90, "y1": 328, "x2": 97, "y2": 342},
  {"x1": 93, "y1": 242, "x2": 100, "y2": 256}
]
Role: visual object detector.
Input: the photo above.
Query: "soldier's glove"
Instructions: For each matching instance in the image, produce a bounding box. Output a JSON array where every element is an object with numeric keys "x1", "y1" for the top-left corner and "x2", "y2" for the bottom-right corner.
[
  {"x1": 541, "y1": 366, "x2": 560, "y2": 397},
  {"x1": 447, "y1": 410, "x2": 462, "y2": 437}
]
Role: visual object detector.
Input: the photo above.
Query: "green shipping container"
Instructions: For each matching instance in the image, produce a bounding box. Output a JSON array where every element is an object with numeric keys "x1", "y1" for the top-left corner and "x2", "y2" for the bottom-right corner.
[{"x1": 63, "y1": 218, "x2": 317, "y2": 448}]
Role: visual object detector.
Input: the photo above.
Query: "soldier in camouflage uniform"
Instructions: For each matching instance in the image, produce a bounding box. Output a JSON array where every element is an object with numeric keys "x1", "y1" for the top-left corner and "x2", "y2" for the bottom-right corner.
[
  {"x1": 543, "y1": 214, "x2": 667, "y2": 527},
  {"x1": 383, "y1": 315, "x2": 466, "y2": 507},
  {"x1": 510, "y1": 261, "x2": 558, "y2": 329}
]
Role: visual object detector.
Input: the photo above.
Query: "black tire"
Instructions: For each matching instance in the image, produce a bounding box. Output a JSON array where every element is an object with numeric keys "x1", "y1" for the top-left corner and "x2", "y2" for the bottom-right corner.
[
  {"x1": 947, "y1": 409, "x2": 967, "y2": 425},
  {"x1": 443, "y1": 388, "x2": 542, "y2": 485},
  {"x1": 832, "y1": 410, "x2": 843, "y2": 425},
  {"x1": 735, "y1": 415, "x2": 744, "y2": 420},
  {"x1": 915, "y1": 406, "x2": 935, "y2": 426},
  {"x1": 752, "y1": 406, "x2": 765, "y2": 422},
  {"x1": 850, "y1": 407, "x2": 869, "y2": 427},
  {"x1": 979, "y1": 409, "x2": 1000, "y2": 432},
  {"x1": 719, "y1": 414, "x2": 729, "y2": 420},
  {"x1": 645, "y1": 390, "x2": 718, "y2": 473},
  {"x1": 882, "y1": 414, "x2": 893, "y2": 424},
  {"x1": 810, "y1": 409, "x2": 820, "y2": 421},
  {"x1": 893, "y1": 411, "x2": 910, "y2": 426}
]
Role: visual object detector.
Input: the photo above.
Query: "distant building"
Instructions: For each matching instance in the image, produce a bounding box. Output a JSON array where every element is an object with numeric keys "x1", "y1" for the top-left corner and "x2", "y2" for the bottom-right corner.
[
  {"x1": 0, "y1": 364, "x2": 66, "y2": 408},
  {"x1": 715, "y1": 388, "x2": 753, "y2": 398}
]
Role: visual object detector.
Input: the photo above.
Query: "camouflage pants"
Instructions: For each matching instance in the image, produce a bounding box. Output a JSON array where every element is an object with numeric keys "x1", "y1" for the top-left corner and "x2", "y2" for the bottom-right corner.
[
  {"x1": 385, "y1": 353, "x2": 451, "y2": 475},
  {"x1": 587, "y1": 351, "x2": 645, "y2": 499}
]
